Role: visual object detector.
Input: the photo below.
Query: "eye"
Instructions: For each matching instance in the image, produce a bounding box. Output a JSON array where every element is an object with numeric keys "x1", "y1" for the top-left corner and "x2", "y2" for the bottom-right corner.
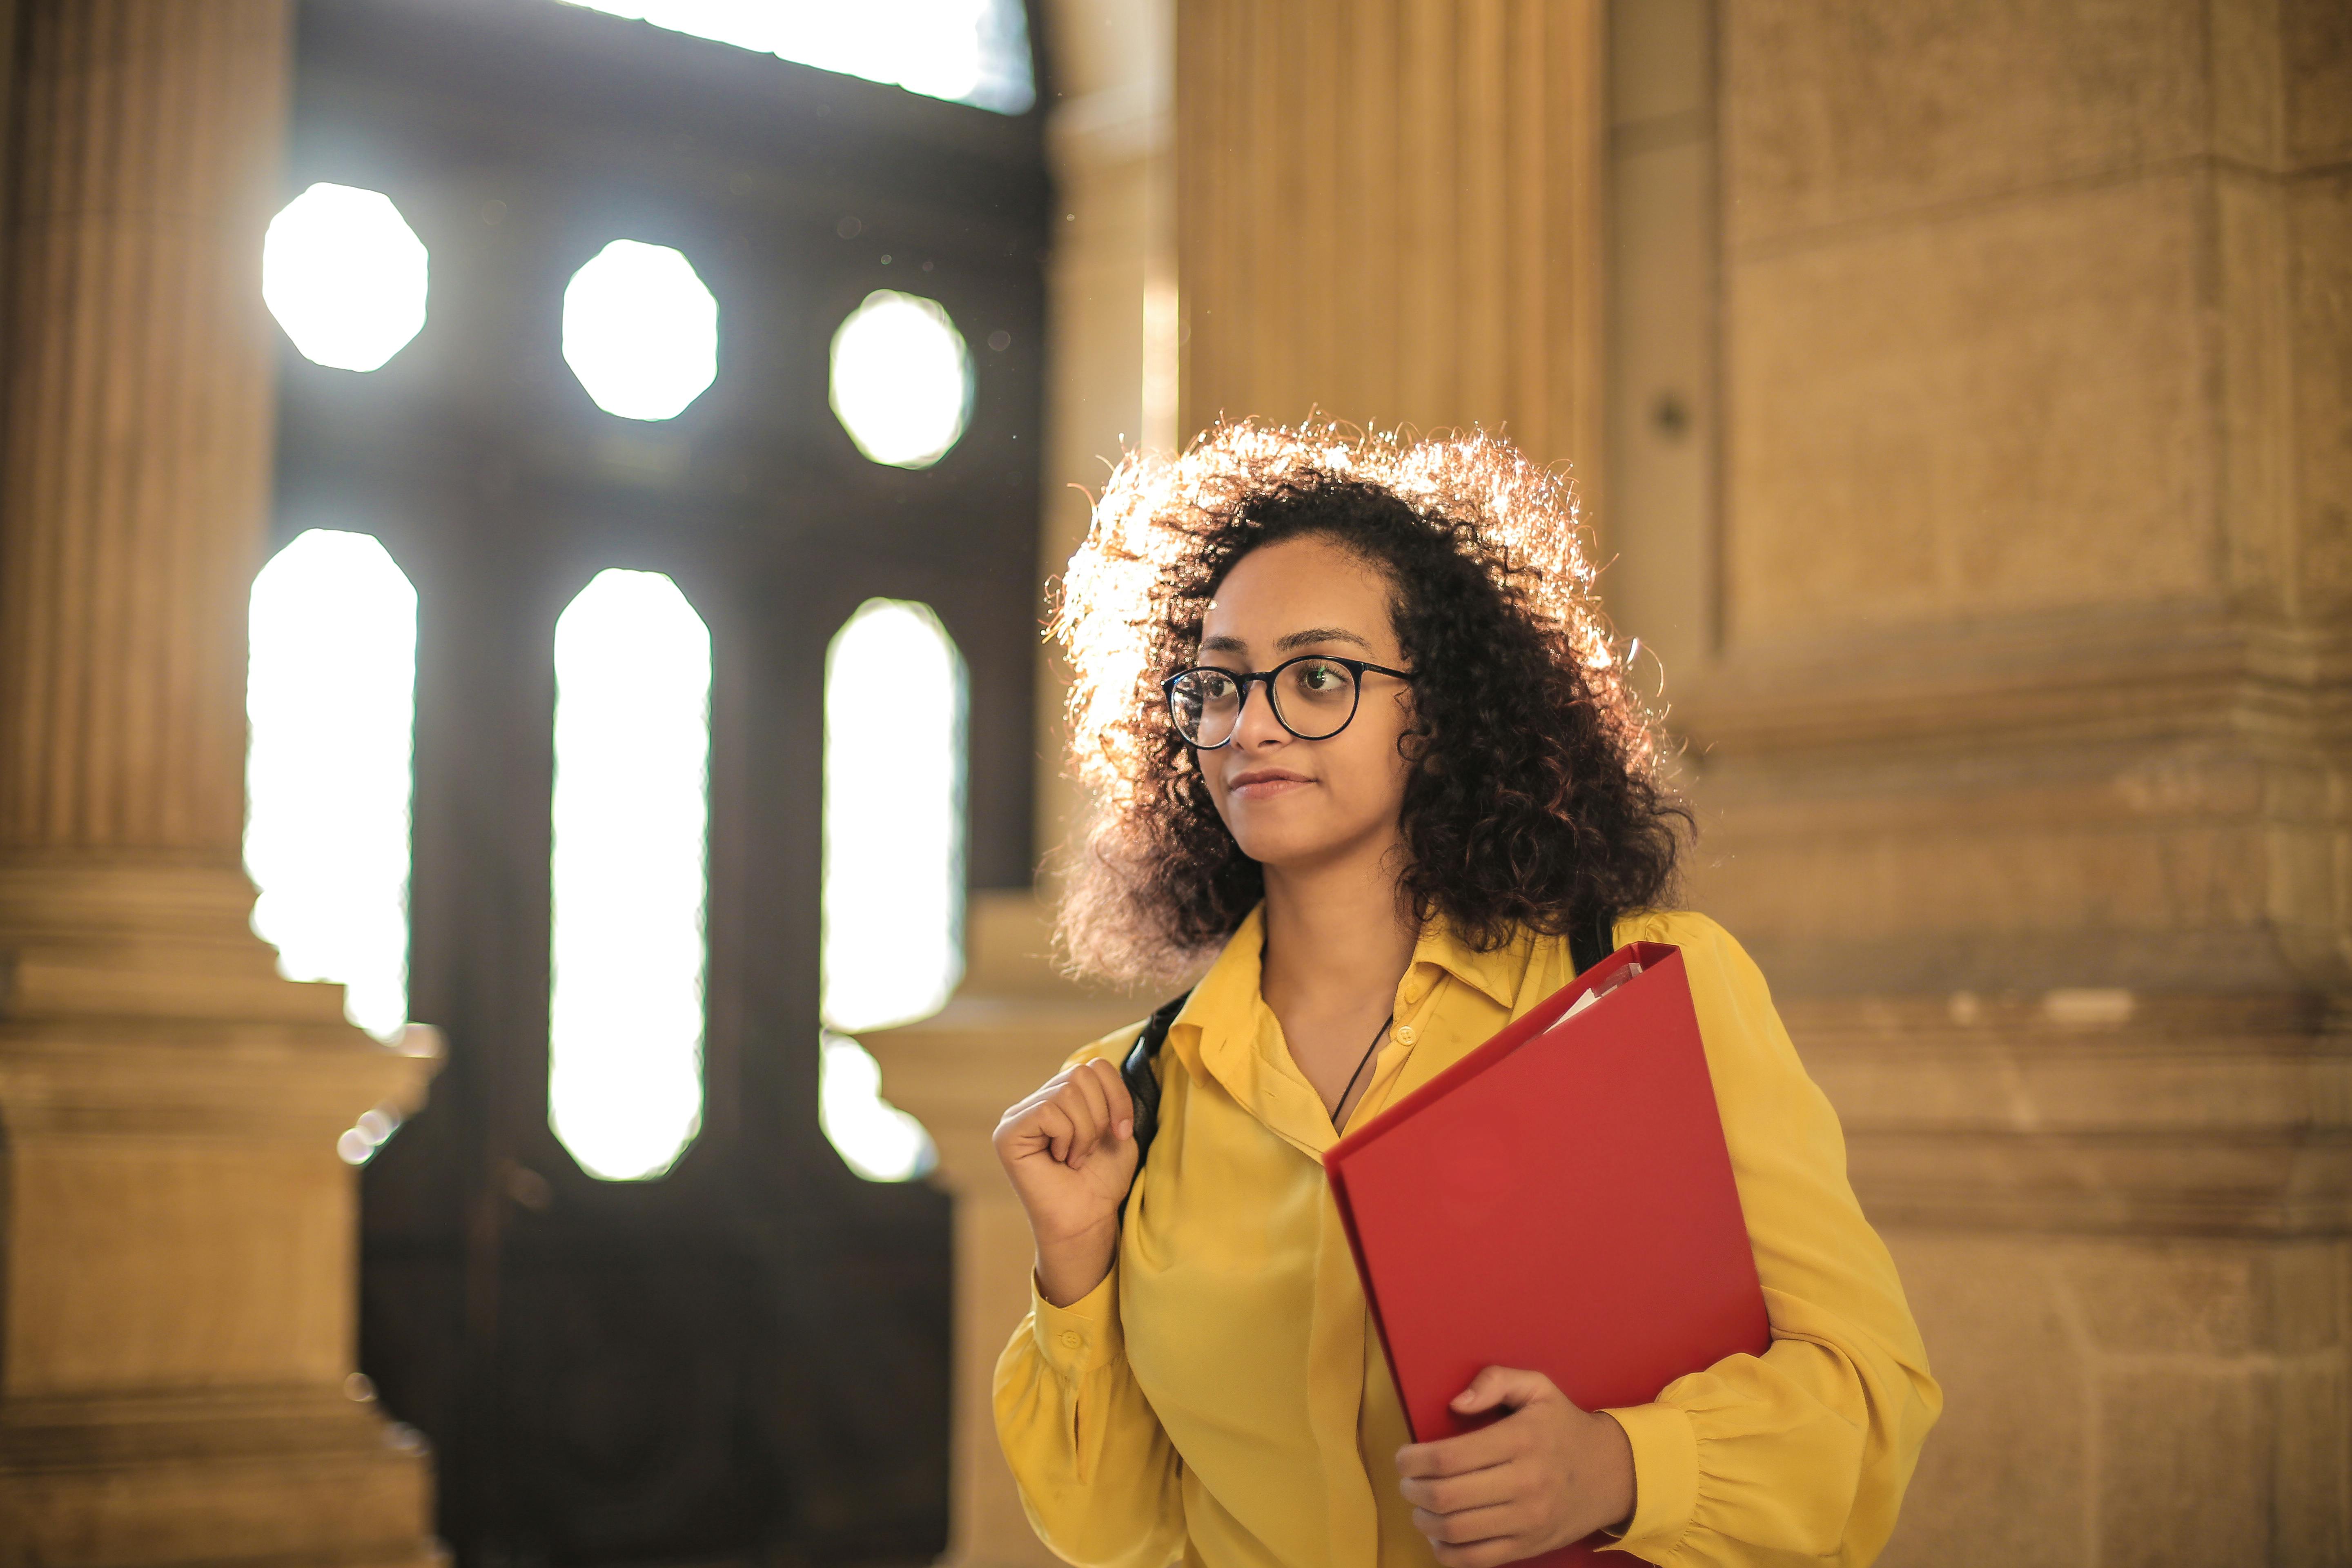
[
  {"x1": 1294, "y1": 660, "x2": 1348, "y2": 694},
  {"x1": 1190, "y1": 670, "x2": 1237, "y2": 702}
]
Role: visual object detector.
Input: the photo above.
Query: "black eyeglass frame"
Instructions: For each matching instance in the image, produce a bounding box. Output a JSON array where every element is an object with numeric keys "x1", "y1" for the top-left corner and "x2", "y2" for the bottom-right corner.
[{"x1": 1159, "y1": 653, "x2": 1416, "y2": 750}]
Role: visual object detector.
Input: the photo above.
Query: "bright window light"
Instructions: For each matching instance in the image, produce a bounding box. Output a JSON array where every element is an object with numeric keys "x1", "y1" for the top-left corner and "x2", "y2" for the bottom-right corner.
[
  {"x1": 821, "y1": 1032, "x2": 937, "y2": 1182},
  {"x1": 262, "y1": 183, "x2": 430, "y2": 372},
  {"x1": 821, "y1": 598, "x2": 966, "y2": 1034},
  {"x1": 830, "y1": 290, "x2": 973, "y2": 469},
  {"x1": 245, "y1": 529, "x2": 417, "y2": 1040},
  {"x1": 557, "y1": 0, "x2": 1035, "y2": 114},
  {"x1": 562, "y1": 240, "x2": 720, "y2": 422},
  {"x1": 549, "y1": 569, "x2": 713, "y2": 1182}
]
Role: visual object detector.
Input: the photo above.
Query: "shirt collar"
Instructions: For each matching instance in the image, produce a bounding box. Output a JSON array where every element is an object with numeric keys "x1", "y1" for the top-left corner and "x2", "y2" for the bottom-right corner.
[
  {"x1": 1163, "y1": 904, "x2": 1539, "y2": 1159},
  {"x1": 1171, "y1": 903, "x2": 1530, "y2": 1037},
  {"x1": 1405, "y1": 912, "x2": 1528, "y2": 1009}
]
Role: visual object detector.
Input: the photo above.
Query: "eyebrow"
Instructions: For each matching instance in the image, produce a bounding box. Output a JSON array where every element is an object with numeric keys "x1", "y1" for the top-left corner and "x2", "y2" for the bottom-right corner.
[{"x1": 1199, "y1": 626, "x2": 1374, "y2": 659}]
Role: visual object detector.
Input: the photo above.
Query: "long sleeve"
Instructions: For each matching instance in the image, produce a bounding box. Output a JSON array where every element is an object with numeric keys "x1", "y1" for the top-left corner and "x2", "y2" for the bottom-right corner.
[
  {"x1": 993, "y1": 1264, "x2": 1187, "y2": 1568},
  {"x1": 1601, "y1": 914, "x2": 1942, "y2": 1567}
]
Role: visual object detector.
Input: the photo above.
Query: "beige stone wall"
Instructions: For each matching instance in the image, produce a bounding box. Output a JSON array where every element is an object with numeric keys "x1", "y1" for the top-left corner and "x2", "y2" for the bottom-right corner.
[
  {"x1": 1673, "y1": 0, "x2": 2350, "y2": 1003},
  {"x1": 1606, "y1": 3, "x2": 2352, "y2": 1561}
]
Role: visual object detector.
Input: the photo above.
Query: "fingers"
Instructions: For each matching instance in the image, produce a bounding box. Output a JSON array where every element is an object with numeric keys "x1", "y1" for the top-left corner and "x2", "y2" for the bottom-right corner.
[
  {"x1": 1029, "y1": 1096, "x2": 1081, "y2": 1167},
  {"x1": 1062, "y1": 1062, "x2": 1117, "y2": 1169},
  {"x1": 1397, "y1": 1459, "x2": 1515, "y2": 1515},
  {"x1": 1082, "y1": 1056, "x2": 1137, "y2": 1138},
  {"x1": 1396, "y1": 1419, "x2": 1516, "y2": 1481},
  {"x1": 997, "y1": 1059, "x2": 1135, "y2": 1172},
  {"x1": 1427, "y1": 1535, "x2": 1529, "y2": 1568},
  {"x1": 1449, "y1": 1365, "x2": 1557, "y2": 1417},
  {"x1": 1412, "y1": 1499, "x2": 1526, "y2": 1550}
]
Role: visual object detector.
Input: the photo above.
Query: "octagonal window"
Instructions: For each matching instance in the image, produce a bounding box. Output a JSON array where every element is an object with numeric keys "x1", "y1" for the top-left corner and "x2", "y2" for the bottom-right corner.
[
  {"x1": 829, "y1": 290, "x2": 973, "y2": 469},
  {"x1": 562, "y1": 240, "x2": 720, "y2": 422},
  {"x1": 262, "y1": 183, "x2": 430, "y2": 372}
]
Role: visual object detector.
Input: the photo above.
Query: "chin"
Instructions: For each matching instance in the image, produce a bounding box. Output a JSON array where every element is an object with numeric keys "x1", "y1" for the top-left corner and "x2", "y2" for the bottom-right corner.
[{"x1": 1229, "y1": 822, "x2": 1356, "y2": 872}]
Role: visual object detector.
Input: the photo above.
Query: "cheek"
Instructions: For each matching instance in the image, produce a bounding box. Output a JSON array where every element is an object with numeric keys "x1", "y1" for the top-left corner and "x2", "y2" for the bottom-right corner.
[{"x1": 1329, "y1": 720, "x2": 1414, "y2": 812}]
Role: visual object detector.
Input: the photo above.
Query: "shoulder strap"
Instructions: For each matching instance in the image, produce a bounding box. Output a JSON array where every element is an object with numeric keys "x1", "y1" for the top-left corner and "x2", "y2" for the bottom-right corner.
[
  {"x1": 1569, "y1": 906, "x2": 1618, "y2": 978},
  {"x1": 1117, "y1": 987, "x2": 1193, "y2": 1222}
]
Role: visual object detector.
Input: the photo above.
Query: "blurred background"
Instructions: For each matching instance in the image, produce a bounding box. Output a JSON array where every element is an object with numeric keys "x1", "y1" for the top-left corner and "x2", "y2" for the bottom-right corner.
[{"x1": 0, "y1": 2, "x2": 2343, "y2": 1567}]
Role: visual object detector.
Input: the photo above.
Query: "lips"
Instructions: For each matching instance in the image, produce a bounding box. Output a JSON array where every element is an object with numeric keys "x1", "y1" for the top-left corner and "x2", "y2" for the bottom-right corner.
[{"x1": 1227, "y1": 768, "x2": 1313, "y2": 800}]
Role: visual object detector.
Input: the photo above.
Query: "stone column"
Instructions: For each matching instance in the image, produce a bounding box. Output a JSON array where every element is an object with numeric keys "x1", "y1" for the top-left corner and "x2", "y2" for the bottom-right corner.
[
  {"x1": 0, "y1": 5, "x2": 441, "y2": 1565},
  {"x1": 1604, "y1": 2, "x2": 2352, "y2": 1561},
  {"x1": 1176, "y1": 0, "x2": 1606, "y2": 492},
  {"x1": 1036, "y1": 0, "x2": 1177, "y2": 875},
  {"x1": 865, "y1": 895, "x2": 1148, "y2": 1568}
]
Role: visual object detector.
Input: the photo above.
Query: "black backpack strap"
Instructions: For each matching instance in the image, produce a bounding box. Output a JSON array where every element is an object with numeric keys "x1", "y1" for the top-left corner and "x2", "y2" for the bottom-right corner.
[
  {"x1": 1117, "y1": 987, "x2": 1193, "y2": 1222},
  {"x1": 1569, "y1": 906, "x2": 1619, "y2": 978}
]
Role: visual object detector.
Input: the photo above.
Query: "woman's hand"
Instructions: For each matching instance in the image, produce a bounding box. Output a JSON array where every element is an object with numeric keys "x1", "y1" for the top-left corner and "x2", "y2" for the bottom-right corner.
[
  {"x1": 993, "y1": 1058, "x2": 1139, "y2": 1307},
  {"x1": 1394, "y1": 1367, "x2": 1636, "y2": 1567}
]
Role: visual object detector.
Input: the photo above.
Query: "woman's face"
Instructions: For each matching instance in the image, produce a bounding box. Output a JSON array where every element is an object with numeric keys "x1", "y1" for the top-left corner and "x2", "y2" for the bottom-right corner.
[{"x1": 1192, "y1": 534, "x2": 1417, "y2": 875}]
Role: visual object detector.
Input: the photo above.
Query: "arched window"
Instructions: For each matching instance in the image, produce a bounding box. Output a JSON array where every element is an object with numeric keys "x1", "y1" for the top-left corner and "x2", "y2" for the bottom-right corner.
[
  {"x1": 244, "y1": 528, "x2": 419, "y2": 1042},
  {"x1": 548, "y1": 569, "x2": 713, "y2": 1181},
  {"x1": 817, "y1": 598, "x2": 964, "y2": 1180}
]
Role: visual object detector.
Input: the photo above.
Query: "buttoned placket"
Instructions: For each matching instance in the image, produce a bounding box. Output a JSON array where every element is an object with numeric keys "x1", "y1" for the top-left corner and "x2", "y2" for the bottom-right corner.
[{"x1": 1343, "y1": 960, "x2": 1443, "y2": 1130}]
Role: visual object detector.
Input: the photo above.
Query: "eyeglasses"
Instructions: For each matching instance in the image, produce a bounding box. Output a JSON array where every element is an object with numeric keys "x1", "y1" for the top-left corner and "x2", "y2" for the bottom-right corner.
[{"x1": 1160, "y1": 654, "x2": 1414, "y2": 750}]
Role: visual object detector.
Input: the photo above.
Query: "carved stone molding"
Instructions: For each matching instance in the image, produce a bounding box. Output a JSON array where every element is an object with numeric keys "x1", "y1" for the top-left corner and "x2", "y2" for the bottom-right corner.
[{"x1": 1791, "y1": 990, "x2": 2352, "y2": 1238}]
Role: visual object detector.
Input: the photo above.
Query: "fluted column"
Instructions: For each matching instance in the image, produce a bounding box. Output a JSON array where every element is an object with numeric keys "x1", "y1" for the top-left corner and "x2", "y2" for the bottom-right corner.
[
  {"x1": 1176, "y1": 0, "x2": 1606, "y2": 488},
  {"x1": 0, "y1": 6, "x2": 441, "y2": 1566},
  {"x1": 0, "y1": 1, "x2": 277, "y2": 855}
]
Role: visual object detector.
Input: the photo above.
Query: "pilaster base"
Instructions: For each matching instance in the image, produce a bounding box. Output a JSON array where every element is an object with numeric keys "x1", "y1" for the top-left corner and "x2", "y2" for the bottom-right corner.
[
  {"x1": 0, "y1": 858, "x2": 445, "y2": 1568},
  {"x1": 0, "y1": 1388, "x2": 443, "y2": 1568}
]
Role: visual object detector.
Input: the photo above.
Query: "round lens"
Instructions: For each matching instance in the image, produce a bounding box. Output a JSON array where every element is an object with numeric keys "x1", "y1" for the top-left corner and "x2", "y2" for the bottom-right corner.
[
  {"x1": 1170, "y1": 668, "x2": 1242, "y2": 746},
  {"x1": 1272, "y1": 659, "x2": 1358, "y2": 739}
]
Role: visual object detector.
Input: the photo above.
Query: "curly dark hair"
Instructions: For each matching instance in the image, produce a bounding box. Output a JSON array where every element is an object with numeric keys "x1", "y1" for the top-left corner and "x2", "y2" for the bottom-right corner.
[{"x1": 1051, "y1": 420, "x2": 1687, "y2": 986}]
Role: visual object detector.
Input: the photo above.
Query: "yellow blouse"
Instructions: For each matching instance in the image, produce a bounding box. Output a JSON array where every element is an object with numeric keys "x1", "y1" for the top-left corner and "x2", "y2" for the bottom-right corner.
[{"x1": 993, "y1": 909, "x2": 1940, "y2": 1568}]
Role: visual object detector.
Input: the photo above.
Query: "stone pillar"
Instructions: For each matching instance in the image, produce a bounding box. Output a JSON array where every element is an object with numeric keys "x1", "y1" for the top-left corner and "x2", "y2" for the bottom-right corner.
[
  {"x1": 1036, "y1": 0, "x2": 1177, "y2": 873},
  {"x1": 881, "y1": 7, "x2": 1177, "y2": 1561},
  {"x1": 1176, "y1": 0, "x2": 1606, "y2": 490},
  {"x1": 865, "y1": 895, "x2": 1148, "y2": 1568},
  {"x1": 1604, "y1": 2, "x2": 2352, "y2": 1561},
  {"x1": 0, "y1": 5, "x2": 442, "y2": 1564}
]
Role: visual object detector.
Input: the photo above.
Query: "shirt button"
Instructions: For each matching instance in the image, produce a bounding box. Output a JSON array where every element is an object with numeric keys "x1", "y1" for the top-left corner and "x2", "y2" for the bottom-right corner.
[
  {"x1": 1059, "y1": 1330, "x2": 1082, "y2": 1349},
  {"x1": 1393, "y1": 1025, "x2": 1418, "y2": 1046}
]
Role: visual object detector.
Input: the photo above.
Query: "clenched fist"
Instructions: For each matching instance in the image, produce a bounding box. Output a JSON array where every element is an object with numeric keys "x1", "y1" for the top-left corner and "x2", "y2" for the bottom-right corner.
[{"x1": 994, "y1": 1057, "x2": 1139, "y2": 1307}]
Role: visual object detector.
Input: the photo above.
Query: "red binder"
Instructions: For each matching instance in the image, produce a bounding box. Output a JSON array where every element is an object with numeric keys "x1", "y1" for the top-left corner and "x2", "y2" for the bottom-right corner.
[{"x1": 1324, "y1": 943, "x2": 1771, "y2": 1565}]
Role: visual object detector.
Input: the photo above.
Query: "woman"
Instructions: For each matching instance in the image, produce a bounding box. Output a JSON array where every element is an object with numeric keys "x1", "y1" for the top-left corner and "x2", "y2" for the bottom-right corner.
[{"x1": 993, "y1": 423, "x2": 1939, "y2": 1568}]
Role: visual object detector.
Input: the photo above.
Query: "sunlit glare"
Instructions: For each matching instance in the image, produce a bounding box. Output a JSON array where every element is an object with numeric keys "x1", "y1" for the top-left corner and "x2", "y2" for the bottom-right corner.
[
  {"x1": 245, "y1": 529, "x2": 417, "y2": 1040},
  {"x1": 822, "y1": 598, "x2": 966, "y2": 1033},
  {"x1": 549, "y1": 570, "x2": 713, "y2": 1181},
  {"x1": 263, "y1": 183, "x2": 430, "y2": 373},
  {"x1": 820, "y1": 1032, "x2": 938, "y2": 1181},
  {"x1": 830, "y1": 291, "x2": 973, "y2": 468},
  {"x1": 557, "y1": 0, "x2": 1035, "y2": 114},
  {"x1": 562, "y1": 240, "x2": 720, "y2": 421}
]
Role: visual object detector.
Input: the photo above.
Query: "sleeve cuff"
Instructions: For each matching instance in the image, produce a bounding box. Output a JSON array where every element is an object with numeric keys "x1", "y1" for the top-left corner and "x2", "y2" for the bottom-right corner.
[
  {"x1": 1031, "y1": 1265, "x2": 1125, "y2": 1375},
  {"x1": 1597, "y1": 1402, "x2": 1698, "y2": 1560}
]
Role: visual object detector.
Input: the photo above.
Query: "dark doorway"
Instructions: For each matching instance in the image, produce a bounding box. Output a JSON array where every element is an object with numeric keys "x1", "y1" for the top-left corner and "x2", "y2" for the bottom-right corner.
[{"x1": 274, "y1": 3, "x2": 1051, "y2": 1562}]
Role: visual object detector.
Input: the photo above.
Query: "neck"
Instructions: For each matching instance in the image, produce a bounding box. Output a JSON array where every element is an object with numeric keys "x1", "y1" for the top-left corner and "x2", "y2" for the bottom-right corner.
[{"x1": 1258, "y1": 833, "x2": 1419, "y2": 1016}]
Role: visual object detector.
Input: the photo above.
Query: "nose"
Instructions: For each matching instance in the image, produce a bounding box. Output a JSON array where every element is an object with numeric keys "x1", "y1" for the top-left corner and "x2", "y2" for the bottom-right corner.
[{"x1": 1230, "y1": 673, "x2": 1289, "y2": 748}]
